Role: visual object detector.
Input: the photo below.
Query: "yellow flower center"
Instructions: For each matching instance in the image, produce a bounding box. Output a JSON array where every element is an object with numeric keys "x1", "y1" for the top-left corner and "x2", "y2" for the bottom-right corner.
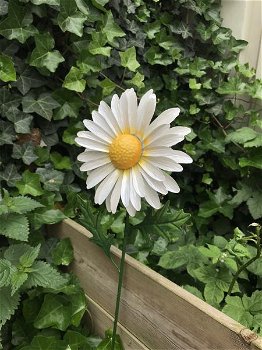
[{"x1": 109, "y1": 134, "x2": 142, "y2": 170}]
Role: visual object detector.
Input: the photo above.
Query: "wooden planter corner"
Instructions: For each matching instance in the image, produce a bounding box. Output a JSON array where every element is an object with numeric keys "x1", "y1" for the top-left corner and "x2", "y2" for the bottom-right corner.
[{"x1": 47, "y1": 219, "x2": 262, "y2": 350}]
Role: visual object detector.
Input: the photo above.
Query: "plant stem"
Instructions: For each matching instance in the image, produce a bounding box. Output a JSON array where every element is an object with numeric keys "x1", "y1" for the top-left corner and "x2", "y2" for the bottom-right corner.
[
  {"x1": 227, "y1": 227, "x2": 261, "y2": 296},
  {"x1": 111, "y1": 213, "x2": 129, "y2": 349}
]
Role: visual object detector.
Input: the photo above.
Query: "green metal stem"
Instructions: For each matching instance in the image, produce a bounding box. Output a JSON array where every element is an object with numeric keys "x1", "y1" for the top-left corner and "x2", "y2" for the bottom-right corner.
[{"x1": 111, "y1": 213, "x2": 129, "y2": 349}]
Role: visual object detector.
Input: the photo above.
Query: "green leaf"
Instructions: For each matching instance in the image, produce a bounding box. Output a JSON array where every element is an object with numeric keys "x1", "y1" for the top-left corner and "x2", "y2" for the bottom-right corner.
[
  {"x1": 36, "y1": 166, "x2": 64, "y2": 192},
  {"x1": 102, "y1": 11, "x2": 125, "y2": 43},
  {"x1": 125, "y1": 71, "x2": 145, "y2": 89},
  {"x1": 0, "y1": 53, "x2": 16, "y2": 82},
  {"x1": 0, "y1": 163, "x2": 22, "y2": 187},
  {"x1": 19, "y1": 244, "x2": 41, "y2": 268},
  {"x1": 100, "y1": 78, "x2": 116, "y2": 96},
  {"x1": 22, "y1": 92, "x2": 60, "y2": 121},
  {"x1": 25, "y1": 261, "x2": 67, "y2": 289},
  {"x1": 13, "y1": 65, "x2": 46, "y2": 96},
  {"x1": 119, "y1": 47, "x2": 140, "y2": 72},
  {"x1": 52, "y1": 238, "x2": 74, "y2": 266},
  {"x1": 63, "y1": 66, "x2": 86, "y2": 93},
  {"x1": 34, "y1": 294, "x2": 72, "y2": 331},
  {"x1": 137, "y1": 202, "x2": 191, "y2": 241},
  {"x1": 12, "y1": 142, "x2": 38, "y2": 165},
  {"x1": 63, "y1": 330, "x2": 93, "y2": 350},
  {"x1": 58, "y1": 0, "x2": 87, "y2": 37},
  {"x1": 88, "y1": 32, "x2": 112, "y2": 57},
  {"x1": 223, "y1": 295, "x2": 254, "y2": 328},
  {"x1": 0, "y1": 120, "x2": 16, "y2": 146},
  {"x1": 0, "y1": 259, "x2": 14, "y2": 287},
  {"x1": 50, "y1": 151, "x2": 72, "y2": 170},
  {"x1": 248, "y1": 80, "x2": 262, "y2": 100},
  {"x1": 29, "y1": 209, "x2": 67, "y2": 229},
  {"x1": 70, "y1": 290, "x2": 87, "y2": 326},
  {"x1": 239, "y1": 151, "x2": 262, "y2": 170},
  {"x1": 16, "y1": 170, "x2": 44, "y2": 197},
  {"x1": 52, "y1": 88, "x2": 82, "y2": 120},
  {"x1": 0, "y1": 0, "x2": 38, "y2": 43},
  {"x1": 3, "y1": 196, "x2": 43, "y2": 214},
  {"x1": 7, "y1": 110, "x2": 33, "y2": 134},
  {"x1": 11, "y1": 269, "x2": 28, "y2": 295},
  {"x1": 1, "y1": 214, "x2": 29, "y2": 241},
  {"x1": 247, "y1": 192, "x2": 262, "y2": 219},
  {"x1": 20, "y1": 335, "x2": 66, "y2": 350},
  {"x1": 216, "y1": 76, "x2": 246, "y2": 95},
  {"x1": 226, "y1": 127, "x2": 257, "y2": 144},
  {"x1": 189, "y1": 78, "x2": 201, "y2": 90},
  {"x1": 29, "y1": 33, "x2": 64, "y2": 73},
  {"x1": 0, "y1": 287, "x2": 20, "y2": 327}
]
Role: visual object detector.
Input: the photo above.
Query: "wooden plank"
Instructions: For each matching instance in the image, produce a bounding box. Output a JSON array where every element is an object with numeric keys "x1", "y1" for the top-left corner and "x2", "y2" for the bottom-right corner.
[
  {"x1": 86, "y1": 296, "x2": 149, "y2": 350},
  {"x1": 48, "y1": 219, "x2": 262, "y2": 350}
]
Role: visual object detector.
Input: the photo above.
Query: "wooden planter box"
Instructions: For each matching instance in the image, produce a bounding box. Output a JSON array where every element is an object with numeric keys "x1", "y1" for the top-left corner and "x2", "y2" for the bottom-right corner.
[{"x1": 48, "y1": 219, "x2": 262, "y2": 350}]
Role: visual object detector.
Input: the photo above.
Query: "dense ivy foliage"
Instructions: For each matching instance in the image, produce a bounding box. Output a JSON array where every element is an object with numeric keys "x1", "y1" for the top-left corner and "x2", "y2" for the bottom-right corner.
[{"x1": 0, "y1": 0, "x2": 262, "y2": 344}]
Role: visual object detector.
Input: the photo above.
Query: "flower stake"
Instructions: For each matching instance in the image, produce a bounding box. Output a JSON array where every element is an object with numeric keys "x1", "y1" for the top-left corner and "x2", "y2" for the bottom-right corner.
[{"x1": 75, "y1": 89, "x2": 192, "y2": 349}]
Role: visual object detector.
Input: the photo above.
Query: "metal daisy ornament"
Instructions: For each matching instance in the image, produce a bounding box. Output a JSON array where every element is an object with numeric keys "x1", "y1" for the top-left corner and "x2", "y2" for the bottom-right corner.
[{"x1": 75, "y1": 88, "x2": 192, "y2": 349}]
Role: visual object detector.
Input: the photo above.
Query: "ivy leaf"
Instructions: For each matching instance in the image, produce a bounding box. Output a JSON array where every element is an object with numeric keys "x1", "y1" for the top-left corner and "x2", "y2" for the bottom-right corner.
[
  {"x1": 29, "y1": 33, "x2": 64, "y2": 73},
  {"x1": 34, "y1": 294, "x2": 72, "y2": 331},
  {"x1": 12, "y1": 142, "x2": 38, "y2": 165},
  {"x1": 0, "y1": 53, "x2": 16, "y2": 82},
  {"x1": 0, "y1": 120, "x2": 16, "y2": 146},
  {"x1": 13, "y1": 65, "x2": 46, "y2": 96},
  {"x1": 0, "y1": 287, "x2": 20, "y2": 328},
  {"x1": 20, "y1": 335, "x2": 66, "y2": 350},
  {"x1": 119, "y1": 47, "x2": 140, "y2": 72},
  {"x1": 137, "y1": 202, "x2": 190, "y2": 241},
  {"x1": 52, "y1": 88, "x2": 82, "y2": 120},
  {"x1": 25, "y1": 261, "x2": 67, "y2": 289},
  {"x1": 22, "y1": 92, "x2": 60, "y2": 121},
  {"x1": 102, "y1": 11, "x2": 125, "y2": 43},
  {"x1": 1, "y1": 214, "x2": 29, "y2": 241},
  {"x1": 31, "y1": 0, "x2": 60, "y2": 5},
  {"x1": 0, "y1": 163, "x2": 22, "y2": 187},
  {"x1": 100, "y1": 78, "x2": 116, "y2": 96},
  {"x1": 225, "y1": 127, "x2": 257, "y2": 144},
  {"x1": 239, "y1": 151, "x2": 262, "y2": 170},
  {"x1": 216, "y1": 76, "x2": 246, "y2": 95},
  {"x1": 7, "y1": 110, "x2": 33, "y2": 134},
  {"x1": 63, "y1": 67, "x2": 86, "y2": 93},
  {"x1": 88, "y1": 32, "x2": 112, "y2": 57},
  {"x1": 57, "y1": 0, "x2": 87, "y2": 37},
  {"x1": 36, "y1": 166, "x2": 64, "y2": 192},
  {"x1": 125, "y1": 71, "x2": 145, "y2": 89},
  {"x1": 0, "y1": 0, "x2": 38, "y2": 43},
  {"x1": 248, "y1": 80, "x2": 262, "y2": 100},
  {"x1": 189, "y1": 78, "x2": 201, "y2": 90},
  {"x1": 50, "y1": 151, "x2": 72, "y2": 170},
  {"x1": 16, "y1": 170, "x2": 44, "y2": 197},
  {"x1": 52, "y1": 238, "x2": 74, "y2": 266},
  {"x1": 29, "y1": 209, "x2": 66, "y2": 229}
]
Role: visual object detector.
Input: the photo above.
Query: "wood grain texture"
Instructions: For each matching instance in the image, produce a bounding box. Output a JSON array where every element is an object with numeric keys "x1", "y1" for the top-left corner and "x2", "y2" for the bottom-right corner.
[{"x1": 48, "y1": 219, "x2": 262, "y2": 350}]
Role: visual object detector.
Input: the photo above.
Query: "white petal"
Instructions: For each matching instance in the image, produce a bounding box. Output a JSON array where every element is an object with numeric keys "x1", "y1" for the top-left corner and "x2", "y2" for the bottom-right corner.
[
  {"x1": 126, "y1": 88, "x2": 138, "y2": 132},
  {"x1": 139, "y1": 160, "x2": 165, "y2": 181},
  {"x1": 171, "y1": 126, "x2": 191, "y2": 136},
  {"x1": 95, "y1": 169, "x2": 120, "y2": 205},
  {"x1": 168, "y1": 150, "x2": 193, "y2": 164},
  {"x1": 77, "y1": 131, "x2": 108, "y2": 145},
  {"x1": 130, "y1": 175, "x2": 141, "y2": 211},
  {"x1": 92, "y1": 111, "x2": 115, "y2": 138},
  {"x1": 137, "y1": 89, "x2": 156, "y2": 130},
  {"x1": 106, "y1": 195, "x2": 112, "y2": 212},
  {"x1": 131, "y1": 166, "x2": 145, "y2": 197},
  {"x1": 119, "y1": 90, "x2": 129, "y2": 132},
  {"x1": 83, "y1": 120, "x2": 113, "y2": 143},
  {"x1": 121, "y1": 170, "x2": 130, "y2": 207},
  {"x1": 110, "y1": 173, "x2": 123, "y2": 213},
  {"x1": 146, "y1": 134, "x2": 184, "y2": 148},
  {"x1": 143, "y1": 181, "x2": 161, "y2": 209},
  {"x1": 80, "y1": 157, "x2": 111, "y2": 171},
  {"x1": 143, "y1": 124, "x2": 169, "y2": 145},
  {"x1": 163, "y1": 173, "x2": 180, "y2": 193},
  {"x1": 147, "y1": 157, "x2": 183, "y2": 172},
  {"x1": 86, "y1": 163, "x2": 115, "y2": 189},
  {"x1": 126, "y1": 203, "x2": 136, "y2": 217},
  {"x1": 77, "y1": 151, "x2": 108, "y2": 162},
  {"x1": 98, "y1": 101, "x2": 121, "y2": 135},
  {"x1": 75, "y1": 137, "x2": 109, "y2": 152},
  {"x1": 139, "y1": 167, "x2": 168, "y2": 195},
  {"x1": 144, "y1": 147, "x2": 174, "y2": 157},
  {"x1": 111, "y1": 94, "x2": 125, "y2": 131},
  {"x1": 144, "y1": 108, "x2": 180, "y2": 138}
]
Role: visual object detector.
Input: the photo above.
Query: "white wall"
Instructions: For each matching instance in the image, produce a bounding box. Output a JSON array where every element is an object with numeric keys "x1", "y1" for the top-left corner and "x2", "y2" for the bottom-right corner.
[{"x1": 221, "y1": 0, "x2": 262, "y2": 78}]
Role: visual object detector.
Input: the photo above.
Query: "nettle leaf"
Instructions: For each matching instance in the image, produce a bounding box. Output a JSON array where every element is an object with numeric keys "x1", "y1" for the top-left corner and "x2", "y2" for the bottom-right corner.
[
  {"x1": 34, "y1": 294, "x2": 72, "y2": 331},
  {"x1": 226, "y1": 127, "x2": 258, "y2": 145},
  {"x1": 16, "y1": 170, "x2": 44, "y2": 197},
  {"x1": 0, "y1": 53, "x2": 16, "y2": 82},
  {"x1": 2, "y1": 195, "x2": 43, "y2": 214},
  {"x1": 57, "y1": 0, "x2": 87, "y2": 37},
  {"x1": 31, "y1": 0, "x2": 60, "y2": 5},
  {"x1": 223, "y1": 295, "x2": 254, "y2": 328},
  {"x1": 22, "y1": 92, "x2": 60, "y2": 121},
  {"x1": 1, "y1": 214, "x2": 29, "y2": 241},
  {"x1": 52, "y1": 238, "x2": 74, "y2": 266},
  {"x1": 137, "y1": 202, "x2": 191, "y2": 240},
  {"x1": 102, "y1": 11, "x2": 125, "y2": 43},
  {"x1": 63, "y1": 66, "x2": 86, "y2": 93},
  {"x1": 25, "y1": 261, "x2": 67, "y2": 289},
  {"x1": 0, "y1": 259, "x2": 14, "y2": 287},
  {"x1": 29, "y1": 33, "x2": 64, "y2": 73},
  {"x1": 12, "y1": 142, "x2": 38, "y2": 165},
  {"x1": 247, "y1": 192, "x2": 262, "y2": 220},
  {"x1": 0, "y1": 0, "x2": 38, "y2": 43},
  {"x1": 19, "y1": 244, "x2": 41, "y2": 268},
  {"x1": 29, "y1": 209, "x2": 67, "y2": 230},
  {"x1": 0, "y1": 163, "x2": 22, "y2": 187},
  {"x1": 11, "y1": 270, "x2": 28, "y2": 295},
  {"x1": 119, "y1": 47, "x2": 140, "y2": 72},
  {"x1": 36, "y1": 166, "x2": 65, "y2": 192},
  {"x1": 0, "y1": 287, "x2": 20, "y2": 327}
]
